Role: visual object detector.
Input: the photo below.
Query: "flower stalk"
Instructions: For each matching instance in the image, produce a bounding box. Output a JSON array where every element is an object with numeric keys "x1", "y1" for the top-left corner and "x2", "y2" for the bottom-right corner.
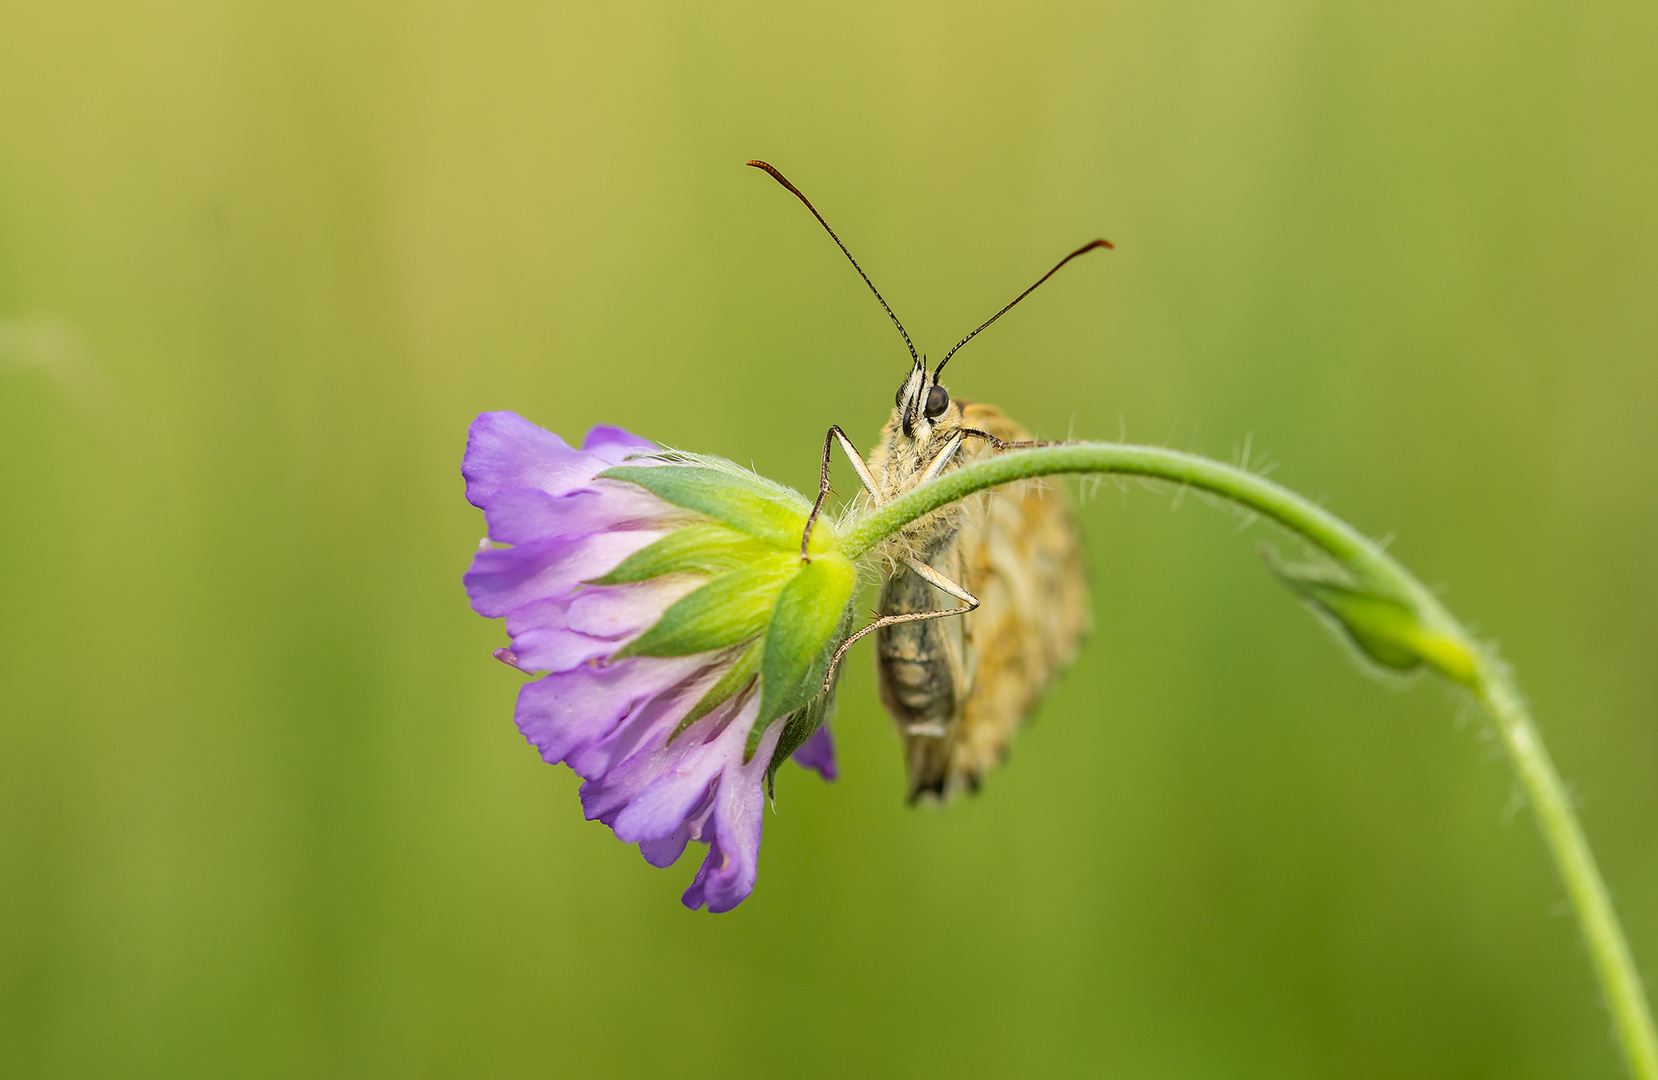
[{"x1": 843, "y1": 441, "x2": 1658, "y2": 1080}]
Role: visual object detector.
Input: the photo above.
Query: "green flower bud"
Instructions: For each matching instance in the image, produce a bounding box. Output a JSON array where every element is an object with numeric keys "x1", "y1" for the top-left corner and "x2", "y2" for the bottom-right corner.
[{"x1": 1266, "y1": 550, "x2": 1477, "y2": 685}]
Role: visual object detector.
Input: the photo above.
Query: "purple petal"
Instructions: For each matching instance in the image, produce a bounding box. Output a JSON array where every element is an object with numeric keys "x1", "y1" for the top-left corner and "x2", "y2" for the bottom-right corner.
[
  {"x1": 568, "y1": 657, "x2": 739, "y2": 790},
  {"x1": 513, "y1": 654, "x2": 709, "y2": 766},
  {"x1": 463, "y1": 412, "x2": 577, "y2": 508},
  {"x1": 464, "y1": 412, "x2": 663, "y2": 509},
  {"x1": 502, "y1": 578, "x2": 699, "y2": 674},
  {"x1": 566, "y1": 578, "x2": 700, "y2": 639},
  {"x1": 612, "y1": 769, "x2": 722, "y2": 845},
  {"x1": 637, "y1": 793, "x2": 716, "y2": 869},
  {"x1": 502, "y1": 597, "x2": 613, "y2": 673},
  {"x1": 591, "y1": 692, "x2": 755, "y2": 842},
  {"x1": 464, "y1": 530, "x2": 666, "y2": 618},
  {"x1": 681, "y1": 717, "x2": 779, "y2": 913},
  {"x1": 638, "y1": 824, "x2": 692, "y2": 869},
  {"x1": 481, "y1": 485, "x2": 671, "y2": 548},
  {"x1": 792, "y1": 722, "x2": 838, "y2": 781},
  {"x1": 493, "y1": 647, "x2": 534, "y2": 673},
  {"x1": 583, "y1": 424, "x2": 659, "y2": 465}
]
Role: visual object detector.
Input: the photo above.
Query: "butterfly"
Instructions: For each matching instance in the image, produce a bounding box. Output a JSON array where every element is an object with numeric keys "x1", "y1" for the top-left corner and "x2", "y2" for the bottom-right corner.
[{"x1": 748, "y1": 160, "x2": 1106, "y2": 801}]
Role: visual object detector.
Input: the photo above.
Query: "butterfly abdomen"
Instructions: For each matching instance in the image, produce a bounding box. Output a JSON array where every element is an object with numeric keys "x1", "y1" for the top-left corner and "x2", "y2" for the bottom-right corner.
[
  {"x1": 871, "y1": 402, "x2": 1089, "y2": 801},
  {"x1": 875, "y1": 549, "x2": 972, "y2": 800}
]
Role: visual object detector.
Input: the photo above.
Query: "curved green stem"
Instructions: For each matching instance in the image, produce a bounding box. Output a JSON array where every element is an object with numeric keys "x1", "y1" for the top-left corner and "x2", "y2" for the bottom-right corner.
[{"x1": 842, "y1": 442, "x2": 1657, "y2": 1080}]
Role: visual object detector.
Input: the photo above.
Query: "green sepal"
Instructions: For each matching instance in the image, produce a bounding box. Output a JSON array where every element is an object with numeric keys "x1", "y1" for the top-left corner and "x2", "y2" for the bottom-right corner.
[
  {"x1": 590, "y1": 523, "x2": 776, "y2": 585},
  {"x1": 1266, "y1": 550, "x2": 1477, "y2": 685},
  {"x1": 600, "y1": 463, "x2": 818, "y2": 550},
  {"x1": 669, "y1": 642, "x2": 762, "y2": 743},
  {"x1": 616, "y1": 553, "x2": 796, "y2": 659},
  {"x1": 752, "y1": 553, "x2": 859, "y2": 753},
  {"x1": 764, "y1": 681, "x2": 835, "y2": 795}
]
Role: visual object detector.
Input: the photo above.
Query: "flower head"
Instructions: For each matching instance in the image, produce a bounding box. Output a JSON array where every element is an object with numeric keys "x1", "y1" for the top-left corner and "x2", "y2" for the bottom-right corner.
[{"x1": 462, "y1": 412, "x2": 855, "y2": 911}]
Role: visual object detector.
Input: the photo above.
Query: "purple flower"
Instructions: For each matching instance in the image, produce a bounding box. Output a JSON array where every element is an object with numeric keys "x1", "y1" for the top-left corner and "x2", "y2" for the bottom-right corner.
[{"x1": 463, "y1": 412, "x2": 847, "y2": 912}]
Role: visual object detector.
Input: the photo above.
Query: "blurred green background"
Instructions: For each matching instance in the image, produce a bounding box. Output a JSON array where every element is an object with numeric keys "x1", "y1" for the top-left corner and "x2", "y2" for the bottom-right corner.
[{"x1": 3, "y1": 0, "x2": 1656, "y2": 1076}]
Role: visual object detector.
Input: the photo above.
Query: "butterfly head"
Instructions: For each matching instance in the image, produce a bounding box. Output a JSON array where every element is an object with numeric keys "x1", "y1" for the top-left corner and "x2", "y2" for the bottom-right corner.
[{"x1": 892, "y1": 358, "x2": 959, "y2": 445}]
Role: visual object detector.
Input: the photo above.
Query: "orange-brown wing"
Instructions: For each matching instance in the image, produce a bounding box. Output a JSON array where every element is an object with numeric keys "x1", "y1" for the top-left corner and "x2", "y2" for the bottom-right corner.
[{"x1": 947, "y1": 402, "x2": 1090, "y2": 790}]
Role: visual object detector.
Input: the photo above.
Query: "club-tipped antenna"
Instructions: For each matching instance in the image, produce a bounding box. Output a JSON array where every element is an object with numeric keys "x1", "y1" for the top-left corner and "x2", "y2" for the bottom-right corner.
[
  {"x1": 932, "y1": 238, "x2": 1113, "y2": 380},
  {"x1": 746, "y1": 160, "x2": 920, "y2": 367}
]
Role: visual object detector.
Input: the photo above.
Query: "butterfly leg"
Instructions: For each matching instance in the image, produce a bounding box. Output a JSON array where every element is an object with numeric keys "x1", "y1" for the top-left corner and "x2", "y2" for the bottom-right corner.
[
  {"x1": 959, "y1": 428, "x2": 1054, "y2": 451},
  {"x1": 916, "y1": 431, "x2": 966, "y2": 485},
  {"x1": 819, "y1": 557, "x2": 979, "y2": 692},
  {"x1": 801, "y1": 425, "x2": 883, "y2": 560},
  {"x1": 922, "y1": 428, "x2": 1057, "y2": 486}
]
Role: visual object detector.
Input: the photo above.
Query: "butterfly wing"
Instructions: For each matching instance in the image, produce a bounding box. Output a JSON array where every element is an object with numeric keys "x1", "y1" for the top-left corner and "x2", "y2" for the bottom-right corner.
[{"x1": 942, "y1": 402, "x2": 1090, "y2": 793}]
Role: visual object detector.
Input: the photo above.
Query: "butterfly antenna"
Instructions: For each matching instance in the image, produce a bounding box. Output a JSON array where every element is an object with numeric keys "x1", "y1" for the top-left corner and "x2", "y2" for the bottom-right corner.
[
  {"x1": 932, "y1": 238, "x2": 1113, "y2": 380},
  {"x1": 746, "y1": 160, "x2": 920, "y2": 366}
]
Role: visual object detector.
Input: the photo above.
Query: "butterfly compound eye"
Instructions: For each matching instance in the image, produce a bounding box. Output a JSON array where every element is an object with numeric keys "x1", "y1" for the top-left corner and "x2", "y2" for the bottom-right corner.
[{"x1": 924, "y1": 384, "x2": 950, "y2": 418}]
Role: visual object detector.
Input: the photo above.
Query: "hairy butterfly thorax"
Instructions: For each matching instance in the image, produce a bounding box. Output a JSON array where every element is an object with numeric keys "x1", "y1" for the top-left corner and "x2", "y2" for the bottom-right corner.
[{"x1": 748, "y1": 160, "x2": 1105, "y2": 800}]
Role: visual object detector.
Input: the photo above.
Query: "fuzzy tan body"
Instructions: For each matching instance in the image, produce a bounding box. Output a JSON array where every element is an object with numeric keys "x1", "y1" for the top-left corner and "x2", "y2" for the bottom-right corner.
[{"x1": 865, "y1": 401, "x2": 1090, "y2": 800}]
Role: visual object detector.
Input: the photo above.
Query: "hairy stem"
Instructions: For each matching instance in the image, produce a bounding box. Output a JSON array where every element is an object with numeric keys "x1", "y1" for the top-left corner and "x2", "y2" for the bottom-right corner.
[
  {"x1": 1480, "y1": 675, "x2": 1658, "y2": 1080},
  {"x1": 843, "y1": 442, "x2": 1656, "y2": 1079}
]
